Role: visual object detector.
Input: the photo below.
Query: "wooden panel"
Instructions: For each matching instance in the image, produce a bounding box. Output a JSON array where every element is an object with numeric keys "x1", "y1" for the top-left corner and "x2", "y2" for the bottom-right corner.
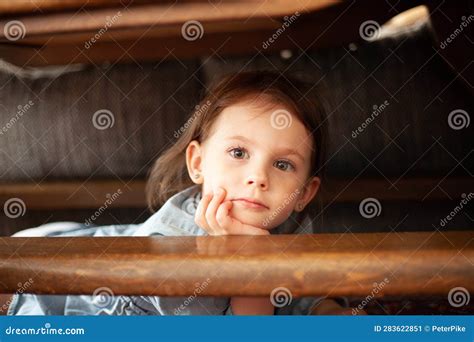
[
  {"x1": 0, "y1": 177, "x2": 471, "y2": 210},
  {"x1": 0, "y1": 0, "x2": 159, "y2": 15},
  {"x1": 0, "y1": 0, "x2": 424, "y2": 66},
  {"x1": 0, "y1": 0, "x2": 339, "y2": 66},
  {"x1": 0, "y1": 1, "x2": 338, "y2": 39},
  {"x1": 0, "y1": 231, "x2": 472, "y2": 296},
  {"x1": 0, "y1": 180, "x2": 146, "y2": 209}
]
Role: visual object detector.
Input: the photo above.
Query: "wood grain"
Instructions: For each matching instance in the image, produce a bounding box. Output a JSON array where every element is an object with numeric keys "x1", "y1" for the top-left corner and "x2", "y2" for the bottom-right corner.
[
  {"x1": 0, "y1": 0, "x2": 422, "y2": 66},
  {"x1": 0, "y1": 231, "x2": 472, "y2": 297}
]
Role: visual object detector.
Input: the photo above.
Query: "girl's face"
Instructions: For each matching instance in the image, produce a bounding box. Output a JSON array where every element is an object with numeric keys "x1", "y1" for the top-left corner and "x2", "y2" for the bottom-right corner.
[{"x1": 186, "y1": 101, "x2": 320, "y2": 229}]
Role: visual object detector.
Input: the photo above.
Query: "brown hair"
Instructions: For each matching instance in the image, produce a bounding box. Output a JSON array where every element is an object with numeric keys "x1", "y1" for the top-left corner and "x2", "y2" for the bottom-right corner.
[{"x1": 146, "y1": 70, "x2": 327, "y2": 229}]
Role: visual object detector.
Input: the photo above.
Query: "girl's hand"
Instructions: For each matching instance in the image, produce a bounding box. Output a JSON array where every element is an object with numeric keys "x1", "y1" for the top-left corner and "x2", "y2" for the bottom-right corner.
[
  {"x1": 194, "y1": 187, "x2": 273, "y2": 316},
  {"x1": 195, "y1": 187, "x2": 270, "y2": 236}
]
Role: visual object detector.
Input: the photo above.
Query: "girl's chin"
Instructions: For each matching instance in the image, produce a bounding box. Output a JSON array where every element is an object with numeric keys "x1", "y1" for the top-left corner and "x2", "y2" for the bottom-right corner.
[{"x1": 230, "y1": 209, "x2": 274, "y2": 230}]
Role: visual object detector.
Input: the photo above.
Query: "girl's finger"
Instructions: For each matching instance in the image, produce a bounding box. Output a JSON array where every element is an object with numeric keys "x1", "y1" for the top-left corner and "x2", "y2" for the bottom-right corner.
[
  {"x1": 215, "y1": 200, "x2": 233, "y2": 229},
  {"x1": 195, "y1": 193, "x2": 214, "y2": 234},
  {"x1": 205, "y1": 188, "x2": 226, "y2": 233},
  {"x1": 215, "y1": 201, "x2": 270, "y2": 236}
]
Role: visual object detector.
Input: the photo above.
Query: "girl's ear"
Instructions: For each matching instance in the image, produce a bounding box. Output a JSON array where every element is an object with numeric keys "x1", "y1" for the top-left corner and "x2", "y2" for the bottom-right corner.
[
  {"x1": 186, "y1": 140, "x2": 204, "y2": 184},
  {"x1": 295, "y1": 177, "x2": 321, "y2": 212}
]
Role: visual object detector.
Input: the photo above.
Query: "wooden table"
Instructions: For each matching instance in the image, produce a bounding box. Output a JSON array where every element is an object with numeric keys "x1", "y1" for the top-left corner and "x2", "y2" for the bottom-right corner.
[{"x1": 1, "y1": 231, "x2": 472, "y2": 297}]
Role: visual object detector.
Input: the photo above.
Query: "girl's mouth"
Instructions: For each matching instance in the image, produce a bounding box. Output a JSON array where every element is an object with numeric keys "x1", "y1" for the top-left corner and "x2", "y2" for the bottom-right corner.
[{"x1": 232, "y1": 198, "x2": 268, "y2": 210}]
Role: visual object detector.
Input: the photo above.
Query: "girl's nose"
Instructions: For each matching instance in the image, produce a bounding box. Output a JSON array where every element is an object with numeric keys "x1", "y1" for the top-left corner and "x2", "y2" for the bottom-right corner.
[{"x1": 246, "y1": 174, "x2": 268, "y2": 190}]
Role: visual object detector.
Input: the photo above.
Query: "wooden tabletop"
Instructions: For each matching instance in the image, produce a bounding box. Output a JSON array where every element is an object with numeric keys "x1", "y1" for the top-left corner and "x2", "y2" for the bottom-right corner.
[{"x1": 0, "y1": 231, "x2": 472, "y2": 297}]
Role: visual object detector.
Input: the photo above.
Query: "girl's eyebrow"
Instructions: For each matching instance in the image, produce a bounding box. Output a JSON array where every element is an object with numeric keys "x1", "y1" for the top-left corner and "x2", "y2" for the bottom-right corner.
[{"x1": 226, "y1": 135, "x2": 305, "y2": 162}]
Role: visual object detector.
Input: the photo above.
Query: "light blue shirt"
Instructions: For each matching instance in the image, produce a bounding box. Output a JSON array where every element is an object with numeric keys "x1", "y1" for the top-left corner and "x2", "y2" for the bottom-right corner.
[{"x1": 8, "y1": 185, "x2": 322, "y2": 315}]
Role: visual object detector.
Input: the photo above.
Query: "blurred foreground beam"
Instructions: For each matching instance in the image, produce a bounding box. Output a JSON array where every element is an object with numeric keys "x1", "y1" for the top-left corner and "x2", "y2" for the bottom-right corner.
[{"x1": 0, "y1": 231, "x2": 472, "y2": 297}]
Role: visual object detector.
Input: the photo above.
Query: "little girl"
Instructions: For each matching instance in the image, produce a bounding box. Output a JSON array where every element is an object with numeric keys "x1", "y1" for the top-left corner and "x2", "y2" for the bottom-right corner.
[{"x1": 8, "y1": 71, "x2": 353, "y2": 316}]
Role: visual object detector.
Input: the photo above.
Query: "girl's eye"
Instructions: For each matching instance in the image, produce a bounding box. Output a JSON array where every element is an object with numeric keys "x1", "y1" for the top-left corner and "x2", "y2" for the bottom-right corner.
[
  {"x1": 228, "y1": 147, "x2": 248, "y2": 159},
  {"x1": 228, "y1": 147, "x2": 295, "y2": 171},
  {"x1": 274, "y1": 160, "x2": 295, "y2": 172}
]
